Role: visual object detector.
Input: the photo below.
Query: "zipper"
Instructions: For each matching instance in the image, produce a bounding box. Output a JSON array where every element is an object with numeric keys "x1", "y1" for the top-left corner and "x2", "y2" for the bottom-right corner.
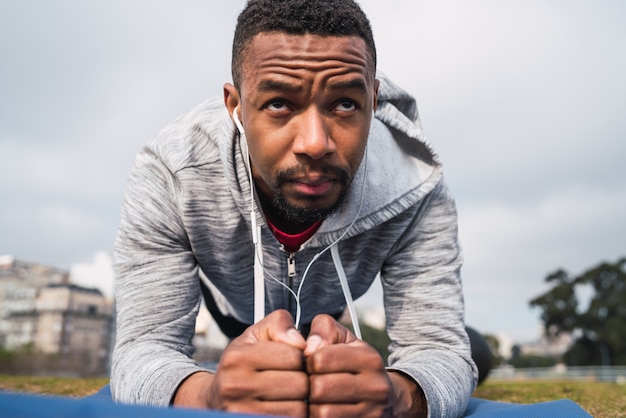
[
  {"x1": 287, "y1": 252, "x2": 297, "y2": 278},
  {"x1": 286, "y1": 252, "x2": 297, "y2": 318}
]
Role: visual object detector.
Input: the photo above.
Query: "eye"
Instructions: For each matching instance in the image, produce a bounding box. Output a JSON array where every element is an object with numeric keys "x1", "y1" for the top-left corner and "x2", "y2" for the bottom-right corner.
[
  {"x1": 265, "y1": 100, "x2": 289, "y2": 112},
  {"x1": 335, "y1": 100, "x2": 357, "y2": 112}
]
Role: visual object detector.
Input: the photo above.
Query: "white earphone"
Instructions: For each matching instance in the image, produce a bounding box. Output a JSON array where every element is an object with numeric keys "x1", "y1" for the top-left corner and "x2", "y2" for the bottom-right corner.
[{"x1": 232, "y1": 105, "x2": 245, "y2": 137}]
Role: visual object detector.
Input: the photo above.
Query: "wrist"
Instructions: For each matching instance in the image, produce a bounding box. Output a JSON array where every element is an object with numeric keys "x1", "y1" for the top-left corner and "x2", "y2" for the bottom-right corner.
[
  {"x1": 388, "y1": 370, "x2": 428, "y2": 418},
  {"x1": 172, "y1": 371, "x2": 214, "y2": 408}
]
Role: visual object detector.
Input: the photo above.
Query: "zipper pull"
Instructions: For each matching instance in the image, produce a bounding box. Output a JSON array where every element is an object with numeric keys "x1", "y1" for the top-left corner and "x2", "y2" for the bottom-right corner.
[{"x1": 287, "y1": 252, "x2": 296, "y2": 277}]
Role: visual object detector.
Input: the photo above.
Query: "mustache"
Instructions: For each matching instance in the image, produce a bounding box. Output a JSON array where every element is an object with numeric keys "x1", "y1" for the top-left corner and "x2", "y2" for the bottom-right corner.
[{"x1": 275, "y1": 163, "x2": 350, "y2": 186}]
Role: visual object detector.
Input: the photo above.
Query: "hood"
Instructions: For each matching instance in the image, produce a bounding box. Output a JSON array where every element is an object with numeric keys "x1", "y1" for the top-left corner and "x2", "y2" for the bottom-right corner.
[
  {"x1": 316, "y1": 72, "x2": 443, "y2": 243},
  {"x1": 217, "y1": 71, "x2": 443, "y2": 247}
]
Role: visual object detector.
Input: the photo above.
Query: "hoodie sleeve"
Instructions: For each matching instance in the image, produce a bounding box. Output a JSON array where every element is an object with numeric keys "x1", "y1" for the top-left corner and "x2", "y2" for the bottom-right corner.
[
  {"x1": 373, "y1": 73, "x2": 477, "y2": 417},
  {"x1": 382, "y1": 180, "x2": 477, "y2": 418},
  {"x1": 110, "y1": 146, "x2": 207, "y2": 405}
]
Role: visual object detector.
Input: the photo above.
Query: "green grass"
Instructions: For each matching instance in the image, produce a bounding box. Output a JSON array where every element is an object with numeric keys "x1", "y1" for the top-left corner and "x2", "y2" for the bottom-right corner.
[
  {"x1": 0, "y1": 375, "x2": 108, "y2": 398},
  {"x1": 1, "y1": 375, "x2": 624, "y2": 417},
  {"x1": 473, "y1": 380, "x2": 626, "y2": 418}
]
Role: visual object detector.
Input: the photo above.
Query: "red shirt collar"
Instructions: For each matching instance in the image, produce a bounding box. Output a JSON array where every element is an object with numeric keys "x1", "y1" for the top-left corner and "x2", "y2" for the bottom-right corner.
[{"x1": 266, "y1": 218, "x2": 322, "y2": 253}]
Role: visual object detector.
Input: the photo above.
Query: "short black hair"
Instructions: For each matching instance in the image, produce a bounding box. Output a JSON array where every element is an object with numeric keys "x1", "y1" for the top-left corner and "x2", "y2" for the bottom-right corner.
[{"x1": 231, "y1": 0, "x2": 377, "y2": 88}]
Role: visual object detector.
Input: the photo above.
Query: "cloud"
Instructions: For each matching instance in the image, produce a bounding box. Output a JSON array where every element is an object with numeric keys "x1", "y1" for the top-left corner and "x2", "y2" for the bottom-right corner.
[
  {"x1": 366, "y1": 0, "x2": 626, "y2": 202},
  {"x1": 0, "y1": 0, "x2": 239, "y2": 267},
  {"x1": 462, "y1": 184, "x2": 626, "y2": 269},
  {"x1": 460, "y1": 183, "x2": 626, "y2": 339},
  {"x1": 70, "y1": 251, "x2": 115, "y2": 299},
  {"x1": 0, "y1": 199, "x2": 116, "y2": 268},
  {"x1": 1, "y1": 0, "x2": 625, "y2": 344}
]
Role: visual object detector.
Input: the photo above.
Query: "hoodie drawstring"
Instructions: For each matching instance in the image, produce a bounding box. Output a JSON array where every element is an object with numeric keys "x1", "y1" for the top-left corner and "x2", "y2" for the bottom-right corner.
[
  {"x1": 330, "y1": 243, "x2": 362, "y2": 339},
  {"x1": 252, "y1": 217, "x2": 265, "y2": 324}
]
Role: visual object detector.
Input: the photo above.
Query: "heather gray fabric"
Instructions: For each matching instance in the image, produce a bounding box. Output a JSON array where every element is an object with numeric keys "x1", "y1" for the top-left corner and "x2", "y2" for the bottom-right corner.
[{"x1": 111, "y1": 73, "x2": 478, "y2": 417}]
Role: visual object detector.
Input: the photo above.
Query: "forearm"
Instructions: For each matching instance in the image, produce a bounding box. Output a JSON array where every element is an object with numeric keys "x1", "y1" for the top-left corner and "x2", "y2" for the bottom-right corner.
[
  {"x1": 388, "y1": 371, "x2": 427, "y2": 418},
  {"x1": 112, "y1": 147, "x2": 207, "y2": 404},
  {"x1": 111, "y1": 339, "x2": 206, "y2": 405},
  {"x1": 111, "y1": 251, "x2": 203, "y2": 405},
  {"x1": 382, "y1": 181, "x2": 477, "y2": 416}
]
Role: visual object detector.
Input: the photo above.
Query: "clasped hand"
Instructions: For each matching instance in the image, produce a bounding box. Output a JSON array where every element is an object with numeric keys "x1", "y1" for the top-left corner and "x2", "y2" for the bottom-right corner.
[{"x1": 208, "y1": 310, "x2": 392, "y2": 417}]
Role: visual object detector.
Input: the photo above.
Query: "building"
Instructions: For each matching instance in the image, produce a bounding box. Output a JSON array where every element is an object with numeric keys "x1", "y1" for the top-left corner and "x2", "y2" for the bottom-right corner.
[
  {"x1": 0, "y1": 256, "x2": 114, "y2": 376},
  {"x1": 0, "y1": 255, "x2": 69, "y2": 349}
]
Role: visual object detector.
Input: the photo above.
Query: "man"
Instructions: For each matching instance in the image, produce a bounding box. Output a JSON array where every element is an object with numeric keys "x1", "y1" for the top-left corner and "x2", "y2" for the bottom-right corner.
[{"x1": 111, "y1": 0, "x2": 477, "y2": 417}]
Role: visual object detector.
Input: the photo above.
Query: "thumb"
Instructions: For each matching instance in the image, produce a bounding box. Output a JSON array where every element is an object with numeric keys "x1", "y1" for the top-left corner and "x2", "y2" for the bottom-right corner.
[
  {"x1": 243, "y1": 309, "x2": 306, "y2": 349},
  {"x1": 304, "y1": 314, "x2": 357, "y2": 356}
]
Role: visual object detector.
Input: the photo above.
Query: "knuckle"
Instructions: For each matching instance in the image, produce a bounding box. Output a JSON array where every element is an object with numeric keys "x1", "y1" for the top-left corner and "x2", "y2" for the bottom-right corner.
[
  {"x1": 269, "y1": 309, "x2": 293, "y2": 321},
  {"x1": 361, "y1": 346, "x2": 385, "y2": 369},
  {"x1": 219, "y1": 347, "x2": 247, "y2": 369},
  {"x1": 217, "y1": 375, "x2": 247, "y2": 400},
  {"x1": 310, "y1": 313, "x2": 339, "y2": 333},
  {"x1": 306, "y1": 349, "x2": 328, "y2": 373},
  {"x1": 309, "y1": 403, "x2": 333, "y2": 418},
  {"x1": 308, "y1": 375, "x2": 326, "y2": 401}
]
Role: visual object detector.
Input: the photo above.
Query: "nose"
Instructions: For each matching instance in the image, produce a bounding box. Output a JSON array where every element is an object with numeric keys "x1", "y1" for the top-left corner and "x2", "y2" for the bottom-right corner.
[{"x1": 292, "y1": 108, "x2": 336, "y2": 160}]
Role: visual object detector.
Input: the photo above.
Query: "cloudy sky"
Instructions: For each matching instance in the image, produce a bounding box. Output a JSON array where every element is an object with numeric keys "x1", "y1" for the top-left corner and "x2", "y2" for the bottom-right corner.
[{"x1": 1, "y1": 1, "x2": 624, "y2": 343}]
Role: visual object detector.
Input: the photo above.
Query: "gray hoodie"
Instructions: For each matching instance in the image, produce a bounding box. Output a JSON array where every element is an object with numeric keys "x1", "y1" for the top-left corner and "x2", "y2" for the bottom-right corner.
[{"x1": 111, "y1": 73, "x2": 478, "y2": 417}]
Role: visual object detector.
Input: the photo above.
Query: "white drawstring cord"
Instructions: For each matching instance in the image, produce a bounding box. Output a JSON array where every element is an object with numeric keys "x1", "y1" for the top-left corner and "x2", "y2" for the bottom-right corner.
[
  {"x1": 331, "y1": 244, "x2": 361, "y2": 339},
  {"x1": 252, "y1": 216, "x2": 265, "y2": 323}
]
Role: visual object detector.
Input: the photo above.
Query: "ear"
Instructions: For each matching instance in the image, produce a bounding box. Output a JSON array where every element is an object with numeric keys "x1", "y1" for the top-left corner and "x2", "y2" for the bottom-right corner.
[{"x1": 223, "y1": 83, "x2": 241, "y2": 121}]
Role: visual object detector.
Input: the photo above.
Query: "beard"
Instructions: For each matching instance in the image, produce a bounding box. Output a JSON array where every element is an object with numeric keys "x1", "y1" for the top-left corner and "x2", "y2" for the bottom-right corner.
[{"x1": 270, "y1": 164, "x2": 351, "y2": 224}]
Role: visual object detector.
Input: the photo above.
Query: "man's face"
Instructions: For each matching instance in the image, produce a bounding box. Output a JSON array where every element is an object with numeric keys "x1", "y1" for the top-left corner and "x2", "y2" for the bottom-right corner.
[{"x1": 225, "y1": 32, "x2": 379, "y2": 226}]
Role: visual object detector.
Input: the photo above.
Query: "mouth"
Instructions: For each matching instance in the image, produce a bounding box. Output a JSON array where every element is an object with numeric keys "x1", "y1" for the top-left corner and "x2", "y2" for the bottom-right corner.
[
  {"x1": 286, "y1": 173, "x2": 337, "y2": 198},
  {"x1": 289, "y1": 177, "x2": 336, "y2": 197},
  {"x1": 273, "y1": 164, "x2": 350, "y2": 204}
]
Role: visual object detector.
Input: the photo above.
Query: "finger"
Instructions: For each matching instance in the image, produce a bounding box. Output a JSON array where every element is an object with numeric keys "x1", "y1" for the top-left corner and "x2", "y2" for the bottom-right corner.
[
  {"x1": 307, "y1": 343, "x2": 382, "y2": 375},
  {"x1": 308, "y1": 371, "x2": 390, "y2": 404},
  {"x1": 254, "y1": 370, "x2": 309, "y2": 401},
  {"x1": 240, "y1": 309, "x2": 306, "y2": 349},
  {"x1": 211, "y1": 342, "x2": 309, "y2": 413},
  {"x1": 304, "y1": 314, "x2": 357, "y2": 355},
  {"x1": 224, "y1": 399, "x2": 308, "y2": 418},
  {"x1": 309, "y1": 401, "x2": 390, "y2": 418},
  {"x1": 220, "y1": 341, "x2": 304, "y2": 372},
  {"x1": 218, "y1": 369, "x2": 309, "y2": 402}
]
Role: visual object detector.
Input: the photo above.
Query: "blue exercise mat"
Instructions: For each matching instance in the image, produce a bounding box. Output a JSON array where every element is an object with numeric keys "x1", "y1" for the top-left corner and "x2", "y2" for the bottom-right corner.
[
  {"x1": 465, "y1": 397, "x2": 591, "y2": 417},
  {"x1": 0, "y1": 386, "x2": 592, "y2": 417},
  {"x1": 0, "y1": 391, "x2": 257, "y2": 418}
]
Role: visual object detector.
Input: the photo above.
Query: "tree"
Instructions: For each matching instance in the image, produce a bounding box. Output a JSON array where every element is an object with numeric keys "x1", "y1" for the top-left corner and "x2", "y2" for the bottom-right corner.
[{"x1": 530, "y1": 257, "x2": 626, "y2": 366}]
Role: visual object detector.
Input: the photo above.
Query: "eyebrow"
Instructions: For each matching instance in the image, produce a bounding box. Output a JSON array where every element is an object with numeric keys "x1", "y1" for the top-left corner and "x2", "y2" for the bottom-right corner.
[
  {"x1": 257, "y1": 79, "x2": 303, "y2": 93},
  {"x1": 256, "y1": 77, "x2": 369, "y2": 95},
  {"x1": 327, "y1": 78, "x2": 368, "y2": 94}
]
